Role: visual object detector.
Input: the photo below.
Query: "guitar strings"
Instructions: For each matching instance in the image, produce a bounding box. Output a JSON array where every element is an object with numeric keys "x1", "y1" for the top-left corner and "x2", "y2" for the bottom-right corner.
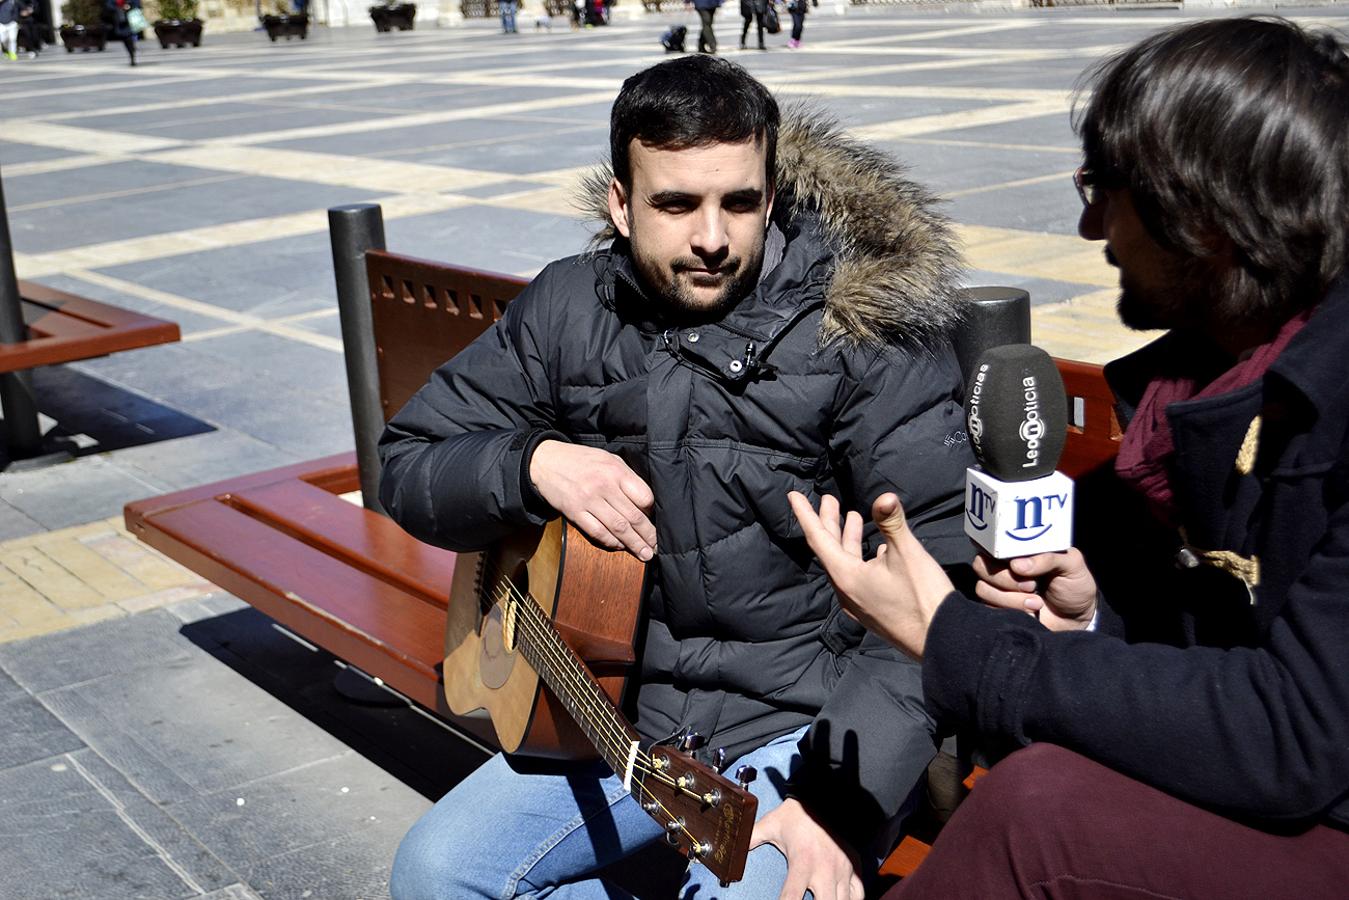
[
  {"x1": 496, "y1": 588, "x2": 712, "y2": 855},
  {"x1": 479, "y1": 568, "x2": 656, "y2": 775},
  {"x1": 475, "y1": 558, "x2": 639, "y2": 766},
  {"x1": 479, "y1": 558, "x2": 723, "y2": 797},
  {"x1": 477, "y1": 572, "x2": 707, "y2": 852},
  {"x1": 482, "y1": 567, "x2": 728, "y2": 811},
  {"x1": 474, "y1": 560, "x2": 716, "y2": 852}
]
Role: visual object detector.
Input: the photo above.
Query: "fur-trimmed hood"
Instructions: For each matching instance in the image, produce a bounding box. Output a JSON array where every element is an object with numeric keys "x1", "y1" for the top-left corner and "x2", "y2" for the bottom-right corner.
[{"x1": 576, "y1": 105, "x2": 966, "y2": 348}]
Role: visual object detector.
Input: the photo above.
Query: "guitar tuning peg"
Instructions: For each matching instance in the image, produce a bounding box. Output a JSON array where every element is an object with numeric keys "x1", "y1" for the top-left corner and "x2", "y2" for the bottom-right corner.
[
  {"x1": 735, "y1": 765, "x2": 757, "y2": 790},
  {"x1": 711, "y1": 748, "x2": 726, "y2": 773},
  {"x1": 676, "y1": 727, "x2": 706, "y2": 753}
]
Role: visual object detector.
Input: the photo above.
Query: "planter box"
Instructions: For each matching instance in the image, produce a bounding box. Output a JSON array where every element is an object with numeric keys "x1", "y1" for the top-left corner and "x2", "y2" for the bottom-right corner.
[
  {"x1": 369, "y1": 3, "x2": 415, "y2": 31},
  {"x1": 260, "y1": 13, "x2": 308, "y2": 40},
  {"x1": 153, "y1": 17, "x2": 203, "y2": 48},
  {"x1": 59, "y1": 23, "x2": 107, "y2": 51}
]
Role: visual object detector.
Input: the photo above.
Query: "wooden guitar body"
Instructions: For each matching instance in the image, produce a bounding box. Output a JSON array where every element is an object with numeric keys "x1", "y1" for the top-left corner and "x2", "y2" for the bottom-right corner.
[
  {"x1": 442, "y1": 519, "x2": 759, "y2": 883},
  {"x1": 443, "y1": 519, "x2": 647, "y2": 758}
]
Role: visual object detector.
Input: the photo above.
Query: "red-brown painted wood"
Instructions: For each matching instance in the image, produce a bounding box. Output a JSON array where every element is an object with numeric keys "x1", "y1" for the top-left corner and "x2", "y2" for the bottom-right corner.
[
  {"x1": 0, "y1": 280, "x2": 180, "y2": 373},
  {"x1": 1059, "y1": 358, "x2": 1121, "y2": 479},
  {"x1": 365, "y1": 251, "x2": 527, "y2": 422}
]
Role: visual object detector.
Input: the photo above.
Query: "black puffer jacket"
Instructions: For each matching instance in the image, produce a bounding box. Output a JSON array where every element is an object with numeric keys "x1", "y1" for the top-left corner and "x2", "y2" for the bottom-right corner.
[{"x1": 379, "y1": 111, "x2": 973, "y2": 842}]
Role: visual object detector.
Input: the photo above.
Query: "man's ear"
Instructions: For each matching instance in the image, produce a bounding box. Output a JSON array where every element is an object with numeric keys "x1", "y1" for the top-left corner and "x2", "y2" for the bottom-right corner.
[
  {"x1": 608, "y1": 178, "x2": 632, "y2": 239},
  {"x1": 764, "y1": 180, "x2": 776, "y2": 227}
]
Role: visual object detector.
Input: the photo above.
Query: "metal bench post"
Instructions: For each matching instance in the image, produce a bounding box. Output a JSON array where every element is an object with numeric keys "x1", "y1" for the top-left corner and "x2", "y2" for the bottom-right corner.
[
  {"x1": 0, "y1": 165, "x2": 43, "y2": 460},
  {"x1": 952, "y1": 286, "x2": 1031, "y2": 383},
  {"x1": 329, "y1": 203, "x2": 388, "y2": 515}
]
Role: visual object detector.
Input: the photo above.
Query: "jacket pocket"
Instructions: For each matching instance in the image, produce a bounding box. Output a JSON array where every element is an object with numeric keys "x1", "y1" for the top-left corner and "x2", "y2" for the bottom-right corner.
[{"x1": 818, "y1": 602, "x2": 866, "y2": 674}]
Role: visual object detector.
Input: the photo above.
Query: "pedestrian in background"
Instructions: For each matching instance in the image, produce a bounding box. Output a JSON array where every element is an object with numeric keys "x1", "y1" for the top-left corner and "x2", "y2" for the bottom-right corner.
[
  {"x1": 498, "y1": 0, "x2": 518, "y2": 33},
  {"x1": 0, "y1": 0, "x2": 19, "y2": 61},
  {"x1": 101, "y1": 0, "x2": 141, "y2": 66},
  {"x1": 16, "y1": 0, "x2": 36, "y2": 55},
  {"x1": 692, "y1": 0, "x2": 720, "y2": 54},
  {"x1": 739, "y1": 0, "x2": 765, "y2": 49},
  {"x1": 786, "y1": 0, "x2": 813, "y2": 48}
]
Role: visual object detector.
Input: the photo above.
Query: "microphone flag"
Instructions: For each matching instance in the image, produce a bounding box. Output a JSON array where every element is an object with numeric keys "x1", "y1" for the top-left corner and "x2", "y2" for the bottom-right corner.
[{"x1": 963, "y1": 345, "x2": 1074, "y2": 558}]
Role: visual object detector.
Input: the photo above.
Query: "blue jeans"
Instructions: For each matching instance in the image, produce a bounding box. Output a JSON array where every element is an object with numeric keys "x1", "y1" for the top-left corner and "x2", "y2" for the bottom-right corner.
[
  {"x1": 499, "y1": 0, "x2": 518, "y2": 32},
  {"x1": 391, "y1": 725, "x2": 821, "y2": 899}
]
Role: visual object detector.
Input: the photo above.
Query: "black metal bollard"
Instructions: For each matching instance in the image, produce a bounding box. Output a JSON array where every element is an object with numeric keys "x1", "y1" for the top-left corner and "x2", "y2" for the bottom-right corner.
[
  {"x1": 0, "y1": 164, "x2": 43, "y2": 460},
  {"x1": 952, "y1": 286, "x2": 1032, "y2": 384},
  {"x1": 329, "y1": 203, "x2": 388, "y2": 515}
]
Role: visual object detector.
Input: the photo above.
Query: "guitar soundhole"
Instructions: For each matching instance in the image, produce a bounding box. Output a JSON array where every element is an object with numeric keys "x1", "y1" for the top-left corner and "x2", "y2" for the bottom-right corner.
[{"x1": 478, "y1": 557, "x2": 527, "y2": 690}]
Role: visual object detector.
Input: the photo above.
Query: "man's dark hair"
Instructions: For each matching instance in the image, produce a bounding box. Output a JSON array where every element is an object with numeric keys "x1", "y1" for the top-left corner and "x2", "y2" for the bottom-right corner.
[
  {"x1": 610, "y1": 55, "x2": 779, "y2": 191},
  {"x1": 1075, "y1": 17, "x2": 1349, "y2": 325}
]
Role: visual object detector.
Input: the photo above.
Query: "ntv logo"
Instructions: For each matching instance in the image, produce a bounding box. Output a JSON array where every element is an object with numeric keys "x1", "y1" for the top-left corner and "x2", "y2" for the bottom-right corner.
[
  {"x1": 965, "y1": 481, "x2": 1070, "y2": 541},
  {"x1": 1005, "y1": 491, "x2": 1068, "y2": 541},
  {"x1": 965, "y1": 481, "x2": 994, "y2": 531}
]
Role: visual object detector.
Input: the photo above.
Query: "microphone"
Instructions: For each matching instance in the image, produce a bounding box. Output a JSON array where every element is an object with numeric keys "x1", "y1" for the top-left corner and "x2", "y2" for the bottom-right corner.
[{"x1": 963, "y1": 344, "x2": 1074, "y2": 557}]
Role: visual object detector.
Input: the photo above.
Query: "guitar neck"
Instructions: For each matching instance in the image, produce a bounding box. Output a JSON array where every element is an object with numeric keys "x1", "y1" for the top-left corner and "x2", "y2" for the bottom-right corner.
[
  {"x1": 511, "y1": 592, "x2": 642, "y2": 786},
  {"x1": 473, "y1": 534, "x2": 757, "y2": 884}
]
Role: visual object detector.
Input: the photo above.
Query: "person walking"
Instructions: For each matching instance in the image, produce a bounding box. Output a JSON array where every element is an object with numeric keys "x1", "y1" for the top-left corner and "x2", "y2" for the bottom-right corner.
[
  {"x1": 0, "y1": 0, "x2": 19, "y2": 61},
  {"x1": 785, "y1": 0, "x2": 812, "y2": 48},
  {"x1": 739, "y1": 0, "x2": 765, "y2": 49},
  {"x1": 101, "y1": 0, "x2": 142, "y2": 66},
  {"x1": 692, "y1": 0, "x2": 720, "y2": 54},
  {"x1": 16, "y1": 0, "x2": 39, "y2": 56},
  {"x1": 498, "y1": 0, "x2": 518, "y2": 33}
]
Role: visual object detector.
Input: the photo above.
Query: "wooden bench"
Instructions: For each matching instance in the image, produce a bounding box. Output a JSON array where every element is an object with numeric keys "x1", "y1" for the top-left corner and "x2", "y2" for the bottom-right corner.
[
  {"x1": 126, "y1": 248, "x2": 524, "y2": 750},
  {"x1": 1, "y1": 280, "x2": 180, "y2": 374},
  {"x1": 125, "y1": 239, "x2": 1122, "y2": 883},
  {"x1": 1, "y1": 279, "x2": 181, "y2": 459}
]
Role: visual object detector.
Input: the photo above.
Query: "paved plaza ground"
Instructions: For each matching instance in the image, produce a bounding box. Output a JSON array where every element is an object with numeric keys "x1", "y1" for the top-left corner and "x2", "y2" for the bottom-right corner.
[{"x1": 2, "y1": 5, "x2": 1348, "y2": 898}]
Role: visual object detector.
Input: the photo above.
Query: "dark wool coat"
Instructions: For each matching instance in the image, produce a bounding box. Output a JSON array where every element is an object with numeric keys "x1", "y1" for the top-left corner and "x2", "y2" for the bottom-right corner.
[
  {"x1": 379, "y1": 111, "x2": 973, "y2": 841},
  {"x1": 924, "y1": 276, "x2": 1349, "y2": 829}
]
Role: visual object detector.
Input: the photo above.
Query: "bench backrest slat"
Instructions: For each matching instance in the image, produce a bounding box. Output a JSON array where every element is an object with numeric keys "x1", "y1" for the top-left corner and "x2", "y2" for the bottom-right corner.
[
  {"x1": 365, "y1": 250, "x2": 528, "y2": 423},
  {"x1": 1058, "y1": 358, "x2": 1122, "y2": 479}
]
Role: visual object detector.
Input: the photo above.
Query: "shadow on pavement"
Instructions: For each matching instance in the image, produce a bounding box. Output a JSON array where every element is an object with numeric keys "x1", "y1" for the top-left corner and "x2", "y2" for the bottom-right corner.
[{"x1": 179, "y1": 605, "x2": 486, "y2": 801}]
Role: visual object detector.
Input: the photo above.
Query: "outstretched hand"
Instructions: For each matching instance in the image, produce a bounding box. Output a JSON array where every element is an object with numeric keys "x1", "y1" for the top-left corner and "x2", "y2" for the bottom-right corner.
[{"x1": 787, "y1": 492, "x2": 955, "y2": 660}]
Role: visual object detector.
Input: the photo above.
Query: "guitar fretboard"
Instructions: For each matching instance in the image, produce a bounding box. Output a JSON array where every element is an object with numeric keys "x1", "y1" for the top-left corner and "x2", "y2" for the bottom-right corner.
[{"x1": 504, "y1": 583, "x2": 641, "y2": 788}]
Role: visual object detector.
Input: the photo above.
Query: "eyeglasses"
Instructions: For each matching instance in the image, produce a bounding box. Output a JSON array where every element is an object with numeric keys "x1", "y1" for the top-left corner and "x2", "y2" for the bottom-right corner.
[{"x1": 1073, "y1": 167, "x2": 1102, "y2": 208}]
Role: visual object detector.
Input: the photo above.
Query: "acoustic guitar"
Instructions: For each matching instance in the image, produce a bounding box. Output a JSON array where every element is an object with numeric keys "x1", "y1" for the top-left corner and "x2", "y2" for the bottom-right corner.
[{"x1": 443, "y1": 519, "x2": 759, "y2": 884}]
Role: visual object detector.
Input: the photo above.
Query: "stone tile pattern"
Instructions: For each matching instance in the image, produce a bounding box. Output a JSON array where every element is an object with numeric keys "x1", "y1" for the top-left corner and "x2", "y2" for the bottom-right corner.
[
  {"x1": 0, "y1": 516, "x2": 215, "y2": 645},
  {"x1": 11, "y1": 9, "x2": 1345, "y2": 548},
  {"x1": 2, "y1": 9, "x2": 1347, "y2": 899},
  {"x1": 0, "y1": 594, "x2": 482, "y2": 900}
]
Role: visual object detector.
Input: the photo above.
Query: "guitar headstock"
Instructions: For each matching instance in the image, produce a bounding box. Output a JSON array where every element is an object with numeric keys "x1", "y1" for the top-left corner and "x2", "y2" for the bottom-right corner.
[{"x1": 631, "y1": 746, "x2": 759, "y2": 884}]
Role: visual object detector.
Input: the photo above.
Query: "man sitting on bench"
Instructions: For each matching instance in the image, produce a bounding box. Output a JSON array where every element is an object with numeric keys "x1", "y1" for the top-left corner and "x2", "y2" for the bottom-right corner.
[
  {"x1": 792, "y1": 17, "x2": 1349, "y2": 898},
  {"x1": 378, "y1": 55, "x2": 972, "y2": 899}
]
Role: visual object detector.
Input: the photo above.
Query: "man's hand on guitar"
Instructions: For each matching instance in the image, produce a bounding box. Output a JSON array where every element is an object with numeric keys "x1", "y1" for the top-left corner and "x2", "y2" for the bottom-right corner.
[
  {"x1": 751, "y1": 798, "x2": 863, "y2": 900},
  {"x1": 529, "y1": 440, "x2": 658, "y2": 560}
]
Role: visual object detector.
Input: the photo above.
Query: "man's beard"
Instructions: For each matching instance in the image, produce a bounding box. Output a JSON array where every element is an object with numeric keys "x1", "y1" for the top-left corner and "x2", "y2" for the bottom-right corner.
[
  {"x1": 630, "y1": 242, "x2": 766, "y2": 320},
  {"x1": 1112, "y1": 247, "x2": 1216, "y2": 333}
]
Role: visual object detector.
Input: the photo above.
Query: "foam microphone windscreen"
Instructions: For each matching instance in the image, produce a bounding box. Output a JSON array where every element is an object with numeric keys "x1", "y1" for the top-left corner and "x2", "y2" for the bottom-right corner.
[{"x1": 965, "y1": 344, "x2": 1068, "y2": 482}]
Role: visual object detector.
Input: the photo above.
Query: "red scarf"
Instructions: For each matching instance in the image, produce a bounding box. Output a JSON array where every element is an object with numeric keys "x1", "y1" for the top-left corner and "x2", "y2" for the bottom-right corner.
[{"x1": 1115, "y1": 308, "x2": 1312, "y2": 524}]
